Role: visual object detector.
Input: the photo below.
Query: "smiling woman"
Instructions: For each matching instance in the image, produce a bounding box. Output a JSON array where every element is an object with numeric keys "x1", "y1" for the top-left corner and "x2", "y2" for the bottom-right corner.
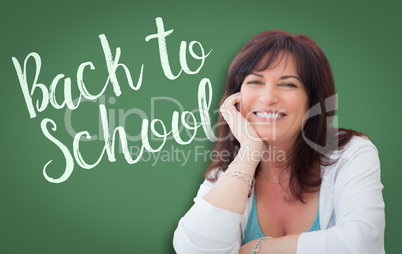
[
  {"x1": 172, "y1": 30, "x2": 385, "y2": 254},
  {"x1": 240, "y1": 54, "x2": 308, "y2": 152}
]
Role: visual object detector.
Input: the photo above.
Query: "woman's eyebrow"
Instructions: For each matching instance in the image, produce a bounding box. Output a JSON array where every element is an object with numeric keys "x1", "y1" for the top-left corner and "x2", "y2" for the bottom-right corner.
[
  {"x1": 280, "y1": 75, "x2": 302, "y2": 82},
  {"x1": 249, "y1": 73, "x2": 264, "y2": 78},
  {"x1": 248, "y1": 73, "x2": 302, "y2": 82}
]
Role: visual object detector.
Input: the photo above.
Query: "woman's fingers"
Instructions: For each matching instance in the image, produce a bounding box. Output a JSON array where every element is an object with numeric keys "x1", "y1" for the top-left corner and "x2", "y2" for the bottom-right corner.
[
  {"x1": 224, "y1": 92, "x2": 241, "y2": 107},
  {"x1": 220, "y1": 92, "x2": 261, "y2": 145},
  {"x1": 220, "y1": 93, "x2": 241, "y2": 122}
]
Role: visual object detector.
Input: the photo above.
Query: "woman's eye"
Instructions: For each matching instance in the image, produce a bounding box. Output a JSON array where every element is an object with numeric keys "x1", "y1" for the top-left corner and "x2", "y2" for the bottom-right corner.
[
  {"x1": 246, "y1": 80, "x2": 262, "y2": 85},
  {"x1": 281, "y1": 83, "x2": 297, "y2": 88}
]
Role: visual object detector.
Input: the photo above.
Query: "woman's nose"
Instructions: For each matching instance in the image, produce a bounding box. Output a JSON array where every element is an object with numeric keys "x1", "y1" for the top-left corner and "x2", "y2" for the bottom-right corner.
[{"x1": 258, "y1": 85, "x2": 279, "y2": 105}]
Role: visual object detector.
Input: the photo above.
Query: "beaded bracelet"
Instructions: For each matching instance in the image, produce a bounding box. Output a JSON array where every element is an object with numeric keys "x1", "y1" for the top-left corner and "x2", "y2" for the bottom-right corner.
[
  {"x1": 225, "y1": 169, "x2": 253, "y2": 179},
  {"x1": 251, "y1": 236, "x2": 272, "y2": 254},
  {"x1": 220, "y1": 170, "x2": 252, "y2": 188}
]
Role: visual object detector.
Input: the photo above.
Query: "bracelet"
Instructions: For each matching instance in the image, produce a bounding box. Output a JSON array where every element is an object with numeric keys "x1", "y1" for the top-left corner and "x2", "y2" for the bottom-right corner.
[
  {"x1": 225, "y1": 169, "x2": 253, "y2": 179},
  {"x1": 220, "y1": 171, "x2": 252, "y2": 187},
  {"x1": 251, "y1": 236, "x2": 272, "y2": 254}
]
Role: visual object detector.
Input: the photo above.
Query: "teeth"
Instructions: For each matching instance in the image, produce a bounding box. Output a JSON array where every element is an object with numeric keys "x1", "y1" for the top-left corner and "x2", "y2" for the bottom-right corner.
[{"x1": 255, "y1": 112, "x2": 283, "y2": 119}]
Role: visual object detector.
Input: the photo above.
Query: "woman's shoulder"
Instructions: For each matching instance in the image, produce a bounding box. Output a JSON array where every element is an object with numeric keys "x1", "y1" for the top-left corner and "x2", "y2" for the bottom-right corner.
[
  {"x1": 325, "y1": 134, "x2": 376, "y2": 160},
  {"x1": 340, "y1": 135, "x2": 378, "y2": 159},
  {"x1": 322, "y1": 135, "x2": 380, "y2": 181}
]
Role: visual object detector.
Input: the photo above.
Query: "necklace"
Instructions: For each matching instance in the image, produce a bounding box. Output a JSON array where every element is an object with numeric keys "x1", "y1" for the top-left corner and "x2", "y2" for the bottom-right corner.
[{"x1": 258, "y1": 171, "x2": 290, "y2": 184}]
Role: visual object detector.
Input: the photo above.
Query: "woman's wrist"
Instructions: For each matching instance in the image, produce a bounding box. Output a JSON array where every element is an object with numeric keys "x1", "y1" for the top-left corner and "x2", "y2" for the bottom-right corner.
[{"x1": 251, "y1": 236, "x2": 272, "y2": 253}]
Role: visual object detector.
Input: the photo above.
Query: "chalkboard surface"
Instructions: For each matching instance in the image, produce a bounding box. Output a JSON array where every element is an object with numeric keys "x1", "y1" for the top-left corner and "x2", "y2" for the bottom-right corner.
[{"x1": 1, "y1": 0, "x2": 400, "y2": 253}]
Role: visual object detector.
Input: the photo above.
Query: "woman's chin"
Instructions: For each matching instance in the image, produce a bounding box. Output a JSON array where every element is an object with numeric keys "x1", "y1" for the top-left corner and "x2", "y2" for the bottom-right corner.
[{"x1": 255, "y1": 131, "x2": 278, "y2": 143}]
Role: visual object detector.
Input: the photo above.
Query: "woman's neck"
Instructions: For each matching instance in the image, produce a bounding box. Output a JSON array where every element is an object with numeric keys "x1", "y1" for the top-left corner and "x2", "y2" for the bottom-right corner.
[
  {"x1": 258, "y1": 144, "x2": 290, "y2": 182},
  {"x1": 258, "y1": 156, "x2": 290, "y2": 183}
]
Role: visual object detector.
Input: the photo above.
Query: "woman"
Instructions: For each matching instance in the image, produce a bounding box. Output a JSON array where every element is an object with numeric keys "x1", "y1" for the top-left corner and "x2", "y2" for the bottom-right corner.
[{"x1": 173, "y1": 30, "x2": 385, "y2": 253}]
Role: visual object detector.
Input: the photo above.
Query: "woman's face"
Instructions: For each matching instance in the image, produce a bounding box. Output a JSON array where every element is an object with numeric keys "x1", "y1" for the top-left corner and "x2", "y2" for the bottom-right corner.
[{"x1": 239, "y1": 54, "x2": 309, "y2": 148}]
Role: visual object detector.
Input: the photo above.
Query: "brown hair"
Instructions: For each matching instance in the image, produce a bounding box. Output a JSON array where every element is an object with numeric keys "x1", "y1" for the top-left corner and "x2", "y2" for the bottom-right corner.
[{"x1": 205, "y1": 30, "x2": 364, "y2": 202}]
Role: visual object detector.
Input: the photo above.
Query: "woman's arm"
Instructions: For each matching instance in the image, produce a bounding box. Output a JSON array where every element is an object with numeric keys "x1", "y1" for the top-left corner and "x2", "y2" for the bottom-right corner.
[
  {"x1": 239, "y1": 235, "x2": 300, "y2": 254},
  {"x1": 203, "y1": 142, "x2": 262, "y2": 214},
  {"x1": 173, "y1": 93, "x2": 265, "y2": 253},
  {"x1": 173, "y1": 144, "x2": 261, "y2": 254},
  {"x1": 203, "y1": 92, "x2": 265, "y2": 214},
  {"x1": 173, "y1": 148, "x2": 262, "y2": 253},
  {"x1": 238, "y1": 137, "x2": 385, "y2": 254},
  {"x1": 297, "y1": 138, "x2": 385, "y2": 253}
]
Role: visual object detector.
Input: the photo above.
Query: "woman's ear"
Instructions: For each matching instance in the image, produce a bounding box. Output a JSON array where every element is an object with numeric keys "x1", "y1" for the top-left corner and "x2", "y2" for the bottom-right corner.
[{"x1": 235, "y1": 102, "x2": 240, "y2": 112}]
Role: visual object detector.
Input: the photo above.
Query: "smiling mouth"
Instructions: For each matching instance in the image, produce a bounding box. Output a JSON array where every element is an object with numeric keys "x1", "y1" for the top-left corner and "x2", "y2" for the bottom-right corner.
[{"x1": 253, "y1": 111, "x2": 286, "y2": 119}]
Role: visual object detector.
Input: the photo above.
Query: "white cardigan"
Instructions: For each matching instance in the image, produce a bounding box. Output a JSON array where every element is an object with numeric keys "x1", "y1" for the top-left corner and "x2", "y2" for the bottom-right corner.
[{"x1": 173, "y1": 136, "x2": 385, "y2": 253}]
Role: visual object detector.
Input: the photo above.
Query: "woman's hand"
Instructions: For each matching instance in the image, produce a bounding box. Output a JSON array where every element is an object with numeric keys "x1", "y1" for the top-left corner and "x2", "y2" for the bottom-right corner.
[
  {"x1": 220, "y1": 92, "x2": 264, "y2": 149},
  {"x1": 239, "y1": 239, "x2": 260, "y2": 254},
  {"x1": 239, "y1": 235, "x2": 299, "y2": 254}
]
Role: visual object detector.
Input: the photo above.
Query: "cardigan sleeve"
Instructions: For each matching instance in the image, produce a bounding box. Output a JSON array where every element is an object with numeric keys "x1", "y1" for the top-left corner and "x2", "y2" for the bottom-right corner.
[
  {"x1": 173, "y1": 179, "x2": 243, "y2": 254},
  {"x1": 297, "y1": 137, "x2": 385, "y2": 253}
]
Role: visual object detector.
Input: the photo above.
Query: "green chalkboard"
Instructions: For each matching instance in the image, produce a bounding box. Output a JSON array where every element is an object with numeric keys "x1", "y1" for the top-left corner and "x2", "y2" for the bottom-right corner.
[{"x1": 1, "y1": 0, "x2": 400, "y2": 253}]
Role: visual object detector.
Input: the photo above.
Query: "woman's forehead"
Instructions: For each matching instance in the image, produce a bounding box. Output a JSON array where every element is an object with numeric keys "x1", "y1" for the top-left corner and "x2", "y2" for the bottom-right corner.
[{"x1": 253, "y1": 52, "x2": 297, "y2": 74}]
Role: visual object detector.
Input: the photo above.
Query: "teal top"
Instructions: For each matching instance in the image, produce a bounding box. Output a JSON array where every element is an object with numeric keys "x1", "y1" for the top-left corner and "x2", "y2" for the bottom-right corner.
[{"x1": 243, "y1": 192, "x2": 320, "y2": 245}]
